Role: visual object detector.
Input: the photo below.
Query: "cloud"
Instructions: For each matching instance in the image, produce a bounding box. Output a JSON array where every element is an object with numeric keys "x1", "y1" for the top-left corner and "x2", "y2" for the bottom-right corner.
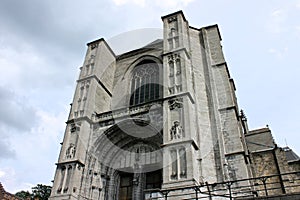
[
  {"x1": 112, "y1": 0, "x2": 146, "y2": 6},
  {"x1": 0, "y1": 137, "x2": 15, "y2": 159},
  {"x1": 271, "y1": 9, "x2": 284, "y2": 17},
  {"x1": 111, "y1": 0, "x2": 195, "y2": 9},
  {"x1": 0, "y1": 86, "x2": 37, "y2": 160},
  {"x1": 0, "y1": 86, "x2": 37, "y2": 132},
  {"x1": 268, "y1": 47, "x2": 288, "y2": 59},
  {"x1": 0, "y1": 108, "x2": 68, "y2": 192},
  {"x1": 0, "y1": 169, "x2": 5, "y2": 178},
  {"x1": 267, "y1": 2, "x2": 300, "y2": 36},
  {"x1": 31, "y1": 109, "x2": 66, "y2": 149},
  {"x1": 0, "y1": 33, "x2": 79, "y2": 93},
  {"x1": 0, "y1": 0, "x2": 116, "y2": 55},
  {"x1": 154, "y1": 0, "x2": 195, "y2": 9},
  {"x1": 0, "y1": 167, "x2": 34, "y2": 193},
  {"x1": 268, "y1": 8, "x2": 287, "y2": 34},
  {"x1": 9, "y1": 108, "x2": 68, "y2": 162}
]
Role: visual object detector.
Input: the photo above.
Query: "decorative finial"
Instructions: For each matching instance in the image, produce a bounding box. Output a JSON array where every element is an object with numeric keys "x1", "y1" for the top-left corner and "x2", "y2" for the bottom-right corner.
[{"x1": 240, "y1": 109, "x2": 247, "y2": 121}]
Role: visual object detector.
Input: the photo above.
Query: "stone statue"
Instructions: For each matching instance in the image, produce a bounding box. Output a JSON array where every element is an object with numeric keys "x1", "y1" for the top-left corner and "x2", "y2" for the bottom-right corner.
[
  {"x1": 66, "y1": 144, "x2": 76, "y2": 159},
  {"x1": 170, "y1": 121, "x2": 183, "y2": 140}
]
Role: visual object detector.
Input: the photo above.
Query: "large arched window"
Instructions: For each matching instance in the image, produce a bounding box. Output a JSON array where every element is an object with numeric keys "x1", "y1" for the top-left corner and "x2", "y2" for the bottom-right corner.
[{"x1": 129, "y1": 60, "x2": 161, "y2": 106}]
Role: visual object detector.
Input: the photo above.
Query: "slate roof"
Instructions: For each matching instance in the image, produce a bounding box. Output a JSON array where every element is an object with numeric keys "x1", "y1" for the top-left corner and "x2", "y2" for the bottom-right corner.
[
  {"x1": 246, "y1": 127, "x2": 276, "y2": 152},
  {"x1": 116, "y1": 39, "x2": 163, "y2": 61},
  {"x1": 283, "y1": 147, "x2": 300, "y2": 162}
]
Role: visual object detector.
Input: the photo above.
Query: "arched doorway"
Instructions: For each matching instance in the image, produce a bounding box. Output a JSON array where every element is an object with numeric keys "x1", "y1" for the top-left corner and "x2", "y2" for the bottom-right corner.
[{"x1": 93, "y1": 119, "x2": 163, "y2": 200}]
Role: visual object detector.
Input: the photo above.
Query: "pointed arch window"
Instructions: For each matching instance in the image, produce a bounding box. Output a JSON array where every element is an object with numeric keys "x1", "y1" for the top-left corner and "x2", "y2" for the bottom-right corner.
[{"x1": 130, "y1": 60, "x2": 161, "y2": 106}]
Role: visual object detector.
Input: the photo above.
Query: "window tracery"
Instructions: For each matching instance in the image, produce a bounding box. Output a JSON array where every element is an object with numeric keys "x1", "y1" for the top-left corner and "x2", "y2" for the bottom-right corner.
[
  {"x1": 168, "y1": 54, "x2": 182, "y2": 94},
  {"x1": 130, "y1": 60, "x2": 161, "y2": 106}
]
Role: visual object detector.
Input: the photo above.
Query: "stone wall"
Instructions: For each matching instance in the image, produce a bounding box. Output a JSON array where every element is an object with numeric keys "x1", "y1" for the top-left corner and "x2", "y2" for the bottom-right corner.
[{"x1": 246, "y1": 128, "x2": 300, "y2": 196}]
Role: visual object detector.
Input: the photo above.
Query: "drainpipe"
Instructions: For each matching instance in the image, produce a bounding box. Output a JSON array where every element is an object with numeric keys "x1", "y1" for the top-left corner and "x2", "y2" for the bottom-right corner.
[{"x1": 272, "y1": 146, "x2": 286, "y2": 194}]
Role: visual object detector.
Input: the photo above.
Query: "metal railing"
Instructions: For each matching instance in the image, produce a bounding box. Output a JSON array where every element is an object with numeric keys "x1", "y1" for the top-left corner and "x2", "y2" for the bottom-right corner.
[{"x1": 144, "y1": 171, "x2": 300, "y2": 199}]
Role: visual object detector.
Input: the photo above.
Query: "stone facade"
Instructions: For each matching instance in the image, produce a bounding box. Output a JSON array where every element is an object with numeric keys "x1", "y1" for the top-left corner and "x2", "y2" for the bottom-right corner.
[{"x1": 49, "y1": 11, "x2": 300, "y2": 200}]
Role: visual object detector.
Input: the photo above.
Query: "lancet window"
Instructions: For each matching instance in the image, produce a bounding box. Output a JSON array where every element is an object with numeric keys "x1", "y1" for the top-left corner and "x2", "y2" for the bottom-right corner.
[{"x1": 170, "y1": 147, "x2": 187, "y2": 180}]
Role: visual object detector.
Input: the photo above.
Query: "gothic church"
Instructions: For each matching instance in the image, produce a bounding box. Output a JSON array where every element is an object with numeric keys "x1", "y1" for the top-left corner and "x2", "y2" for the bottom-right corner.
[{"x1": 49, "y1": 11, "x2": 300, "y2": 200}]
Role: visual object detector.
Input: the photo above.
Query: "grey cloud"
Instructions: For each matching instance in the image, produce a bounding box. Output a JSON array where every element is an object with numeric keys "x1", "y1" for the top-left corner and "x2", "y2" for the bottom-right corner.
[
  {"x1": 0, "y1": 0, "x2": 167, "y2": 111},
  {"x1": 0, "y1": 0, "x2": 121, "y2": 92},
  {"x1": 0, "y1": 0, "x2": 160, "y2": 62},
  {"x1": 0, "y1": 0, "x2": 115, "y2": 55},
  {"x1": 0, "y1": 136, "x2": 16, "y2": 159},
  {"x1": 0, "y1": 86, "x2": 37, "y2": 132}
]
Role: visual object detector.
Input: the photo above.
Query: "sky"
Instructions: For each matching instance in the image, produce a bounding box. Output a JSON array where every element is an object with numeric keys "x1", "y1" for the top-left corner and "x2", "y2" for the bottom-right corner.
[{"x1": 0, "y1": 0, "x2": 299, "y2": 193}]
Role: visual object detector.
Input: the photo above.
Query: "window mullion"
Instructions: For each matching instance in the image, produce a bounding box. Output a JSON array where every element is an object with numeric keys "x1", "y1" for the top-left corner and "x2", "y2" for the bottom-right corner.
[{"x1": 130, "y1": 62, "x2": 160, "y2": 106}]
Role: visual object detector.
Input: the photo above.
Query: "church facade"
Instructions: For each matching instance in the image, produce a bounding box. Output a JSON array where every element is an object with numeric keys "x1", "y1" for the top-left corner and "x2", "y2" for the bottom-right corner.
[{"x1": 49, "y1": 11, "x2": 299, "y2": 200}]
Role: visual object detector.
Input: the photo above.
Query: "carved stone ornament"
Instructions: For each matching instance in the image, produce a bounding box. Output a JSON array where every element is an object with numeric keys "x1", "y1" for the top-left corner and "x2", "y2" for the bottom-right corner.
[
  {"x1": 240, "y1": 109, "x2": 247, "y2": 121},
  {"x1": 168, "y1": 98, "x2": 183, "y2": 110},
  {"x1": 176, "y1": 84, "x2": 182, "y2": 92},
  {"x1": 70, "y1": 123, "x2": 80, "y2": 133},
  {"x1": 170, "y1": 121, "x2": 183, "y2": 140},
  {"x1": 168, "y1": 87, "x2": 175, "y2": 95},
  {"x1": 168, "y1": 55, "x2": 173, "y2": 62},
  {"x1": 168, "y1": 16, "x2": 177, "y2": 23},
  {"x1": 91, "y1": 43, "x2": 98, "y2": 50},
  {"x1": 168, "y1": 53, "x2": 180, "y2": 62},
  {"x1": 66, "y1": 143, "x2": 76, "y2": 159},
  {"x1": 86, "y1": 80, "x2": 91, "y2": 87},
  {"x1": 174, "y1": 54, "x2": 180, "y2": 61}
]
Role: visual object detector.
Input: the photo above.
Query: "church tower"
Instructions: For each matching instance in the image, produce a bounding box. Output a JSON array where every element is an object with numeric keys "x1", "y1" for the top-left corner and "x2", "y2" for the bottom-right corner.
[{"x1": 50, "y1": 11, "x2": 253, "y2": 200}]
